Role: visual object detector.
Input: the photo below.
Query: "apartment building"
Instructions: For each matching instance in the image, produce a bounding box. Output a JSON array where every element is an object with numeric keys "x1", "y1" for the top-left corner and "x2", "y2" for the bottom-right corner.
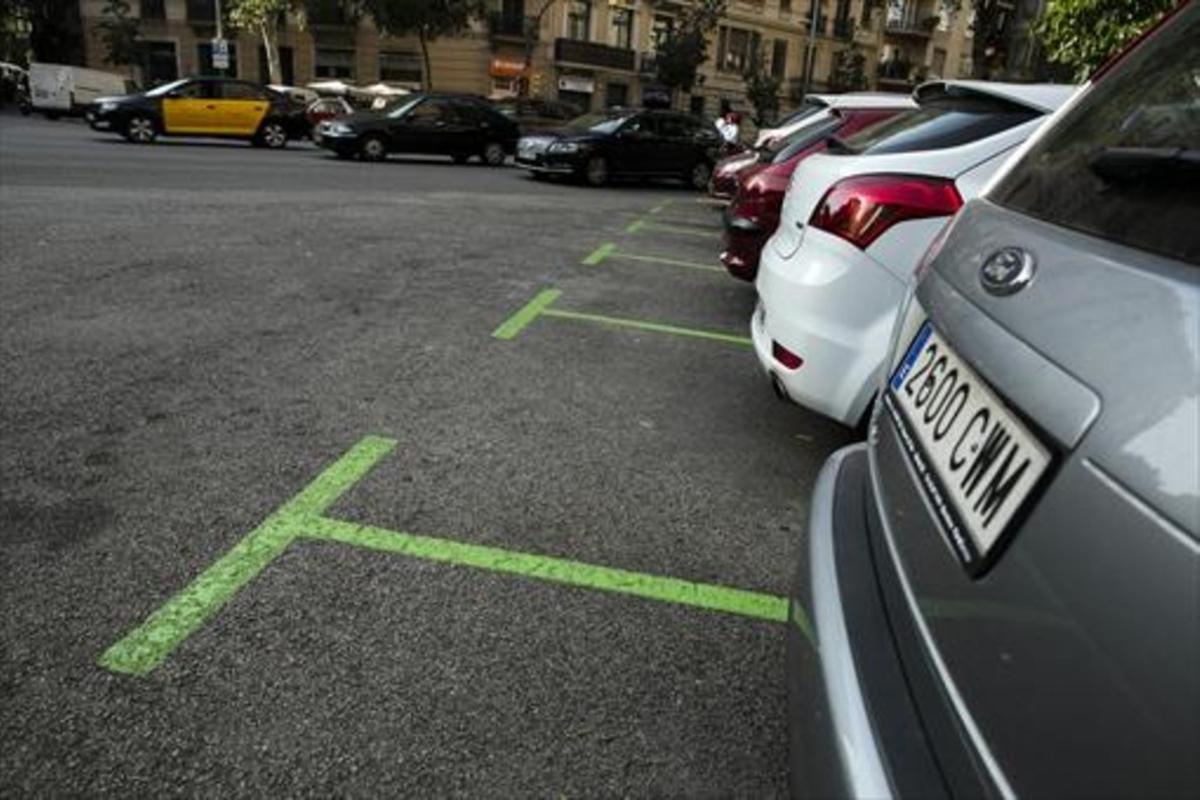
[{"x1": 74, "y1": 0, "x2": 966, "y2": 117}]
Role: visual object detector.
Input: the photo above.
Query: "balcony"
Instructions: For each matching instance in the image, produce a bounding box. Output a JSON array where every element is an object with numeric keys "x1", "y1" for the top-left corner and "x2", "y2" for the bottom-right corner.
[
  {"x1": 876, "y1": 57, "x2": 913, "y2": 87},
  {"x1": 554, "y1": 38, "x2": 636, "y2": 71},
  {"x1": 884, "y1": 2, "x2": 940, "y2": 38},
  {"x1": 832, "y1": 16, "x2": 852, "y2": 39}
]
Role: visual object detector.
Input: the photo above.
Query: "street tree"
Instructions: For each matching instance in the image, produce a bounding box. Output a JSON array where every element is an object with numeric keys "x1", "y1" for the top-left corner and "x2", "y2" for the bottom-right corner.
[
  {"x1": 97, "y1": 0, "x2": 141, "y2": 71},
  {"x1": 742, "y1": 50, "x2": 780, "y2": 127},
  {"x1": 828, "y1": 47, "x2": 868, "y2": 91},
  {"x1": 1035, "y1": 0, "x2": 1175, "y2": 80},
  {"x1": 229, "y1": 0, "x2": 298, "y2": 85},
  {"x1": 517, "y1": 0, "x2": 554, "y2": 97},
  {"x1": 353, "y1": 0, "x2": 485, "y2": 90},
  {"x1": 654, "y1": 0, "x2": 726, "y2": 97},
  {"x1": 11, "y1": 0, "x2": 85, "y2": 63}
]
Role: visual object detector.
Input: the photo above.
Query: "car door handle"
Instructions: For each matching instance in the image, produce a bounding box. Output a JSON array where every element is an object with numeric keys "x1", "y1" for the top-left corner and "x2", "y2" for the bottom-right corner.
[{"x1": 205, "y1": 104, "x2": 216, "y2": 110}]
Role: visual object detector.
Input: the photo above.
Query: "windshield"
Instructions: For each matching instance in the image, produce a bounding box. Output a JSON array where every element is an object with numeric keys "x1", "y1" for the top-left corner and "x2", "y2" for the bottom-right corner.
[
  {"x1": 387, "y1": 96, "x2": 426, "y2": 118},
  {"x1": 562, "y1": 111, "x2": 633, "y2": 135},
  {"x1": 145, "y1": 78, "x2": 190, "y2": 98},
  {"x1": 771, "y1": 101, "x2": 826, "y2": 130}
]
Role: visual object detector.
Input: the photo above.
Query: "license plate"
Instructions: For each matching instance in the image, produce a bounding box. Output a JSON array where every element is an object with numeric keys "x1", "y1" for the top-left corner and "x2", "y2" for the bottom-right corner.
[{"x1": 884, "y1": 321, "x2": 1052, "y2": 574}]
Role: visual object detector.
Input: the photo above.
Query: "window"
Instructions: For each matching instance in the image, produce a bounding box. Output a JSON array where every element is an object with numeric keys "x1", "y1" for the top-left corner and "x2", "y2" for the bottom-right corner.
[
  {"x1": 197, "y1": 42, "x2": 238, "y2": 77},
  {"x1": 843, "y1": 88, "x2": 1040, "y2": 155},
  {"x1": 567, "y1": 0, "x2": 591, "y2": 40},
  {"x1": 161, "y1": 80, "x2": 206, "y2": 98},
  {"x1": 651, "y1": 15, "x2": 674, "y2": 50},
  {"x1": 142, "y1": 42, "x2": 179, "y2": 84},
  {"x1": 380, "y1": 50, "x2": 422, "y2": 84},
  {"x1": 315, "y1": 47, "x2": 355, "y2": 79},
  {"x1": 610, "y1": 7, "x2": 633, "y2": 50},
  {"x1": 219, "y1": 81, "x2": 265, "y2": 100},
  {"x1": 717, "y1": 26, "x2": 757, "y2": 73},
  {"x1": 860, "y1": 0, "x2": 872, "y2": 26},
  {"x1": 406, "y1": 99, "x2": 451, "y2": 126},
  {"x1": 771, "y1": 39, "x2": 787, "y2": 78},
  {"x1": 930, "y1": 47, "x2": 946, "y2": 78},
  {"x1": 258, "y1": 45, "x2": 294, "y2": 85},
  {"x1": 605, "y1": 82, "x2": 628, "y2": 108},
  {"x1": 780, "y1": 0, "x2": 791, "y2": 10},
  {"x1": 140, "y1": 0, "x2": 165, "y2": 20},
  {"x1": 991, "y1": 11, "x2": 1200, "y2": 265}
]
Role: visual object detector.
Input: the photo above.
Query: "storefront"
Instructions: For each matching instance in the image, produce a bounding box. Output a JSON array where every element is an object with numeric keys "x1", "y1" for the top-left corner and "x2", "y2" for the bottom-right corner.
[
  {"x1": 489, "y1": 56, "x2": 526, "y2": 99},
  {"x1": 557, "y1": 73, "x2": 595, "y2": 112}
]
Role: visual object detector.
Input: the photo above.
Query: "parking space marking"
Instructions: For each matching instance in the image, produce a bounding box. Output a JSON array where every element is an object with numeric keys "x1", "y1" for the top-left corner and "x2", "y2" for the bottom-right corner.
[
  {"x1": 492, "y1": 288, "x2": 751, "y2": 347},
  {"x1": 627, "y1": 219, "x2": 722, "y2": 239},
  {"x1": 99, "y1": 435, "x2": 398, "y2": 676},
  {"x1": 99, "y1": 437, "x2": 795, "y2": 676},
  {"x1": 582, "y1": 242, "x2": 722, "y2": 273}
]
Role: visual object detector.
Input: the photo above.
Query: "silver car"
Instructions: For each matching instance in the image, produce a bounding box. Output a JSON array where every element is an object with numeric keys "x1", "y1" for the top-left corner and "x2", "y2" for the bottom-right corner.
[{"x1": 789, "y1": 4, "x2": 1198, "y2": 797}]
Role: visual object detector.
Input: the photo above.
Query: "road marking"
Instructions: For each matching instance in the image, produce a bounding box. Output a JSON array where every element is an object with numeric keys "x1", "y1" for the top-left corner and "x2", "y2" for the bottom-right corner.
[
  {"x1": 582, "y1": 242, "x2": 722, "y2": 273},
  {"x1": 582, "y1": 242, "x2": 617, "y2": 265},
  {"x1": 648, "y1": 200, "x2": 671, "y2": 215},
  {"x1": 98, "y1": 436, "x2": 398, "y2": 676},
  {"x1": 625, "y1": 219, "x2": 647, "y2": 235},
  {"x1": 543, "y1": 308, "x2": 752, "y2": 347},
  {"x1": 99, "y1": 437, "x2": 796, "y2": 676},
  {"x1": 491, "y1": 288, "x2": 563, "y2": 340},
  {"x1": 626, "y1": 218, "x2": 721, "y2": 239},
  {"x1": 308, "y1": 516, "x2": 787, "y2": 624}
]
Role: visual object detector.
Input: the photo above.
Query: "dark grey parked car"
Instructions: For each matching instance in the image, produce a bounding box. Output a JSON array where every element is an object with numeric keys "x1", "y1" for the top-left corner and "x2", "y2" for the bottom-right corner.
[{"x1": 789, "y1": 4, "x2": 1198, "y2": 798}]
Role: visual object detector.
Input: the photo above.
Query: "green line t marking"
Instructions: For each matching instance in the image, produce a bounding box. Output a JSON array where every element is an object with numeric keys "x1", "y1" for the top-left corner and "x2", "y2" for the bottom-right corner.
[
  {"x1": 643, "y1": 221, "x2": 720, "y2": 238},
  {"x1": 306, "y1": 517, "x2": 788, "y2": 623},
  {"x1": 615, "y1": 251, "x2": 723, "y2": 273},
  {"x1": 491, "y1": 288, "x2": 561, "y2": 340},
  {"x1": 543, "y1": 308, "x2": 752, "y2": 347},
  {"x1": 625, "y1": 219, "x2": 646, "y2": 234},
  {"x1": 98, "y1": 436, "x2": 397, "y2": 676},
  {"x1": 582, "y1": 242, "x2": 616, "y2": 265}
]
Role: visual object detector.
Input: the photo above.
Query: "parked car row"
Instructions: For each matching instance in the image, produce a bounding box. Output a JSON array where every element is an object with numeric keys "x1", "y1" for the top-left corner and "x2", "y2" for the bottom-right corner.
[{"x1": 708, "y1": 4, "x2": 1196, "y2": 798}]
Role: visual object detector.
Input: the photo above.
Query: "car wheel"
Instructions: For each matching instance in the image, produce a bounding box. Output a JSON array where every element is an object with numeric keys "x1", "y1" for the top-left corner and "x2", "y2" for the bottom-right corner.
[
  {"x1": 358, "y1": 134, "x2": 388, "y2": 162},
  {"x1": 482, "y1": 141, "x2": 506, "y2": 166},
  {"x1": 584, "y1": 155, "x2": 608, "y2": 187},
  {"x1": 256, "y1": 120, "x2": 288, "y2": 149},
  {"x1": 124, "y1": 114, "x2": 157, "y2": 144},
  {"x1": 451, "y1": 153, "x2": 470, "y2": 165},
  {"x1": 689, "y1": 160, "x2": 713, "y2": 191}
]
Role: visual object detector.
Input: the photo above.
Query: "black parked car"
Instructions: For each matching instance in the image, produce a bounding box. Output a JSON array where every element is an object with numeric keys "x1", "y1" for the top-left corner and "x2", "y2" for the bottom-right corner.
[
  {"x1": 493, "y1": 97, "x2": 582, "y2": 132},
  {"x1": 315, "y1": 93, "x2": 520, "y2": 164},
  {"x1": 515, "y1": 108, "x2": 722, "y2": 188}
]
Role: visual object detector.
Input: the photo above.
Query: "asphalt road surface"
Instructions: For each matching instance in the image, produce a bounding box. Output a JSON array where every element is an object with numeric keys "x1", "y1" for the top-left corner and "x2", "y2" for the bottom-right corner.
[{"x1": 0, "y1": 112, "x2": 850, "y2": 796}]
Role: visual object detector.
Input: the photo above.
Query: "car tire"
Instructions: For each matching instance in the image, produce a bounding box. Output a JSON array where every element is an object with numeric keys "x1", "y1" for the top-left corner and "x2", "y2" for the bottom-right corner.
[
  {"x1": 452, "y1": 153, "x2": 470, "y2": 165},
  {"x1": 584, "y1": 155, "x2": 608, "y2": 187},
  {"x1": 358, "y1": 134, "x2": 388, "y2": 162},
  {"x1": 255, "y1": 119, "x2": 289, "y2": 149},
  {"x1": 688, "y1": 160, "x2": 713, "y2": 191},
  {"x1": 124, "y1": 114, "x2": 157, "y2": 144},
  {"x1": 482, "y1": 141, "x2": 506, "y2": 166}
]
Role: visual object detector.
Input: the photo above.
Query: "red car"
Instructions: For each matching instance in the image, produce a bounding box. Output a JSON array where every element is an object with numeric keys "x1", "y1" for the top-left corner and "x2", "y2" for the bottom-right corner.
[
  {"x1": 720, "y1": 105, "x2": 908, "y2": 281},
  {"x1": 709, "y1": 148, "x2": 759, "y2": 200}
]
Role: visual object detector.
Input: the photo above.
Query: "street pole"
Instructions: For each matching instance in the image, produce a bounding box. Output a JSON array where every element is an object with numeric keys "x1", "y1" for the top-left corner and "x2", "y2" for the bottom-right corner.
[
  {"x1": 214, "y1": 0, "x2": 225, "y2": 76},
  {"x1": 801, "y1": 0, "x2": 819, "y2": 98}
]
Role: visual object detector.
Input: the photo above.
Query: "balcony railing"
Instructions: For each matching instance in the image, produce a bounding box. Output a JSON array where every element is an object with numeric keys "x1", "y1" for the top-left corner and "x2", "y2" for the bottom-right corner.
[
  {"x1": 885, "y1": 2, "x2": 939, "y2": 36},
  {"x1": 488, "y1": 11, "x2": 531, "y2": 40},
  {"x1": 554, "y1": 38, "x2": 636, "y2": 71}
]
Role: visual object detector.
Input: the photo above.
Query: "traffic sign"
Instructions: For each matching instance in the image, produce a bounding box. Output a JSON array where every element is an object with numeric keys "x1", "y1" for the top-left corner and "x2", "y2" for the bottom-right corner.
[{"x1": 211, "y1": 38, "x2": 230, "y2": 70}]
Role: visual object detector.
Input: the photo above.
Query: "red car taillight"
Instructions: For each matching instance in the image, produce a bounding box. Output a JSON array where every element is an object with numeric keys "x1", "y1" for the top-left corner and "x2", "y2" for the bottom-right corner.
[{"x1": 809, "y1": 175, "x2": 963, "y2": 250}]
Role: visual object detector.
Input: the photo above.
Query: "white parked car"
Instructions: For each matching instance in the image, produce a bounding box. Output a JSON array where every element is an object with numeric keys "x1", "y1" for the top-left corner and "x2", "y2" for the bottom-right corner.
[
  {"x1": 752, "y1": 80, "x2": 1078, "y2": 428},
  {"x1": 753, "y1": 92, "x2": 917, "y2": 149}
]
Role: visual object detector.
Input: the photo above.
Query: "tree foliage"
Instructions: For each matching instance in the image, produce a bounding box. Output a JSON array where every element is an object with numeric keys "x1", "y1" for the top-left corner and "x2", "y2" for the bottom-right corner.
[
  {"x1": 654, "y1": 0, "x2": 725, "y2": 95},
  {"x1": 11, "y1": 0, "x2": 84, "y2": 63},
  {"x1": 828, "y1": 47, "x2": 868, "y2": 91},
  {"x1": 1035, "y1": 0, "x2": 1175, "y2": 80},
  {"x1": 97, "y1": 0, "x2": 141, "y2": 67},
  {"x1": 742, "y1": 50, "x2": 780, "y2": 127},
  {"x1": 352, "y1": 0, "x2": 485, "y2": 89}
]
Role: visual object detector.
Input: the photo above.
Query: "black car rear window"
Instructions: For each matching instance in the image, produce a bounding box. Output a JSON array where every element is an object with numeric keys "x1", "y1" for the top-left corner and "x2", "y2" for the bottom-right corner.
[
  {"x1": 990, "y1": 7, "x2": 1199, "y2": 265},
  {"x1": 843, "y1": 88, "x2": 1041, "y2": 155}
]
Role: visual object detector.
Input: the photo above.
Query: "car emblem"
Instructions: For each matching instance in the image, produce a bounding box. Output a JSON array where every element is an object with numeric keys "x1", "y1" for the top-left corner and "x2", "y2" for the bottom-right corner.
[{"x1": 980, "y1": 247, "x2": 1036, "y2": 295}]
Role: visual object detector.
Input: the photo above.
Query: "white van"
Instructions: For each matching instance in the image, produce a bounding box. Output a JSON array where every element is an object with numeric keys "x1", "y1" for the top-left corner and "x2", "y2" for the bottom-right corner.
[{"x1": 28, "y1": 63, "x2": 133, "y2": 118}]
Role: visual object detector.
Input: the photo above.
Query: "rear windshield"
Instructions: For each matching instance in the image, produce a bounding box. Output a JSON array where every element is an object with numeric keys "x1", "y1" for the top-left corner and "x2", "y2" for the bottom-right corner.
[
  {"x1": 990, "y1": 8, "x2": 1199, "y2": 265},
  {"x1": 843, "y1": 89, "x2": 1041, "y2": 155},
  {"x1": 772, "y1": 101, "x2": 826, "y2": 130},
  {"x1": 768, "y1": 117, "x2": 841, "y2": 164}
]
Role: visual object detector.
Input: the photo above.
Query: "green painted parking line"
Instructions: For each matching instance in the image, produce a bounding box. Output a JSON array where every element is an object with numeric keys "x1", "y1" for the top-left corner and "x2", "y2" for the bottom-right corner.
[
  {"x1": 98, "y1": 436, "x2": 398, "y2": 676},
  {"x1": 582, "y1": 242, "x2": 617, "y2": 265},
  {"x1": 543, "y1": 308, "x2": 752, "y2": 348},
  {"x1": 582, "y1": 242, "x2": 722, "y2": 273},
  {"x1": 625, "y1": 219, "x2": 647, "y2": 235},
  {"x1": 99, "y1": 436, "x2": 796, "y2": 676},
  {"x1": 648, "y1": 199, "x2": 672, "y2": 215},
  {"x1": 307, "y1": 516, "x2": 788, "y2": 624},
  {"x1": 491, "y1": 288, "x2": 562, "y2": 340},
  {"x1": 643, "y1": 221, "x2": 721, "y2": 238}
]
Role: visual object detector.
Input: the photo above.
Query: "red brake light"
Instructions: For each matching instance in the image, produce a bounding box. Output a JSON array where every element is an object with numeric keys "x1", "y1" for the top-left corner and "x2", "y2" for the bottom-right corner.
[{"x1": 809, "y1": 175, "x2": 963, "y2": 250}]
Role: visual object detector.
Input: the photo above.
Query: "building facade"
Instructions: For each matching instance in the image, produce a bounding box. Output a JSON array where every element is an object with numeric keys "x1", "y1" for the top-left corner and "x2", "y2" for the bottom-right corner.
[{"x1": 75, "y1": 0, "x2": 976, "y2": 119}]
